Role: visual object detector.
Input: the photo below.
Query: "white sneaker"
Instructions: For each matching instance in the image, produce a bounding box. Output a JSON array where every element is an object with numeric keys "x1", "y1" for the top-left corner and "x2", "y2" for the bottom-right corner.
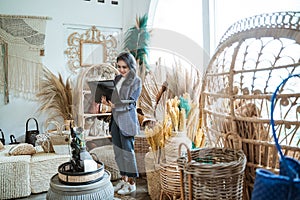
[
  {"x1": 113, "y1": 180, "x2": 126, "y2": 192},
  {"x1": 117, "y1": 182, "x2": 136, "y2": 195}
]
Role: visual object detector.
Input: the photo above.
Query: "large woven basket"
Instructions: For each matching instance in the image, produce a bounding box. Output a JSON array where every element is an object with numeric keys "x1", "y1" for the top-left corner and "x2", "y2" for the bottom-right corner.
[
  {"x1": 201, "y1": 11, "x2": 300, "y2": 199},
  {"x1": 135, "y1": 133, "x2": 150, "y2": 175},
  {"x1": 177, "y1": 143, "x2": 246, "y2": 200},
  {"x1": 145, "y1": 151, "x2": 161, "y2": 200}
]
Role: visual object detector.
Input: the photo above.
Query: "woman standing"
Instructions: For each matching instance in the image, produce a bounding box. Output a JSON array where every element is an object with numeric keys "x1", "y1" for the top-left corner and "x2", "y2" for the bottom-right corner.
[{"x1": 109, "y1": 52, "x2": 142, "y2": 195}]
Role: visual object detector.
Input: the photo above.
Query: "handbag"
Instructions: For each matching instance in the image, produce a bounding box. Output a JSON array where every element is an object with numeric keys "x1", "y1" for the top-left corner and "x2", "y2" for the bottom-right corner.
[
  {"x1": 9, "y1": 134, "x2": 20, "y2": 144},
  {"x1": 0, "y1": 129, "x2": 5, "y2": 145},
  {"x1": 25, "y1": 117, "x2": 40, "y2": 146},
  {"x1": 251, "y1": 74, "x2": 300, "y2": 200}
]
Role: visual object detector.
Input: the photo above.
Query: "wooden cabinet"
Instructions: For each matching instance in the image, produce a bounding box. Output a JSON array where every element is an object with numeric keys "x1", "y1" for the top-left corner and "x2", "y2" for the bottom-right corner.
[{"x1": 74, "y1": 63, "x2": 118, "y2": 139}]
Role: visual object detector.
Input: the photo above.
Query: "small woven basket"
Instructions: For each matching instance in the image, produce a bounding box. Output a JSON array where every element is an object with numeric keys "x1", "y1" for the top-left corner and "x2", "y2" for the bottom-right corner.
[{"x1": 177, "y1": 143, "x2": 246, "y2": 200}]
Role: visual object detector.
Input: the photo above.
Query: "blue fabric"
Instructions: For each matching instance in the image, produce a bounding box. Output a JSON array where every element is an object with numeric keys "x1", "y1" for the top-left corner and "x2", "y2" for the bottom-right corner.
[
  {"x1": 251, "y1": 74, "x2": 300, "y2": 200},
  {"x1": 252, "y1": 157, "x2": 300, "y2": 200},
  {"x1": 111, "y1": 119, "x2": 139, "y2": 178}
]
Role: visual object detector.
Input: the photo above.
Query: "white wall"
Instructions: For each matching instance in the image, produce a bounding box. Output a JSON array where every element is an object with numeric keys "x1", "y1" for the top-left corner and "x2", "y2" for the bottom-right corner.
[{"x1": 0, "y1": 0, "x2": 151, "y2": 142}]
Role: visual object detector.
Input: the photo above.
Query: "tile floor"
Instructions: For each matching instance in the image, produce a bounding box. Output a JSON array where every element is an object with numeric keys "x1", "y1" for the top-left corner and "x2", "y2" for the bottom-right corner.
[{"x1": 17, "y1": 177, "x2": 151, "y2": 200}]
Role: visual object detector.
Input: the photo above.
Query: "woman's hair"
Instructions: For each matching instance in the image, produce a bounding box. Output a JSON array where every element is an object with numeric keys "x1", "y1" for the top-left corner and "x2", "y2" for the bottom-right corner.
[{"x1": 117, "y1": 52, "x2": 137, "y2": 72}]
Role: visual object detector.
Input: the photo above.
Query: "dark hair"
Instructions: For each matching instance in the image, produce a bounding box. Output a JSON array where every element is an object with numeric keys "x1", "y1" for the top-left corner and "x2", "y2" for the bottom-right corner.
[{"x1": 117, "y1": 52, "x2": 137, "y2": 72}]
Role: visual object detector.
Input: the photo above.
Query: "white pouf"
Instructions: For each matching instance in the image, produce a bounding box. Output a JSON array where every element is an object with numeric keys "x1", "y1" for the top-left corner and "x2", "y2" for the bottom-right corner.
[
  {"x1": 0, "y1": 145, "x2": 31, "y2": 199},
  {"x1": 31, "y1": 152, "x2": 70, "y2": 193}
]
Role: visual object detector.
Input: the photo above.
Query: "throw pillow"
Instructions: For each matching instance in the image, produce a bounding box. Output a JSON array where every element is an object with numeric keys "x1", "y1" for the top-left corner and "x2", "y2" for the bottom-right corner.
[
  {"x1": 0, "y1": 140, "x2": 3, "y2": 151},
  {"x1": 9, "y1": 143, "x2": 36, "y2": 155}
]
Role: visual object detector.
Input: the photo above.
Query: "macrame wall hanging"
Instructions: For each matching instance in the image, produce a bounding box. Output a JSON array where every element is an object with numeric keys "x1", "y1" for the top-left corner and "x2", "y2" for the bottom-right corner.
[{"x1": 0, "y1": 14, "x2": 51, "y2": 104}]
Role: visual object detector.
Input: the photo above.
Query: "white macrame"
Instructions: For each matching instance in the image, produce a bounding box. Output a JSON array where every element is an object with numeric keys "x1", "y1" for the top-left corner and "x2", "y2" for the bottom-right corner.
[{"x1": 0, "y1": 15, "x2": 50, "y2": 101}]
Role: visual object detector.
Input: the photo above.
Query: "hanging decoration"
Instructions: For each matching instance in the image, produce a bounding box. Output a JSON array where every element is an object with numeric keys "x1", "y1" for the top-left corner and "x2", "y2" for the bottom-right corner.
[{"x1": 0, "y1": 14, "x2": 51, "y2": 103}]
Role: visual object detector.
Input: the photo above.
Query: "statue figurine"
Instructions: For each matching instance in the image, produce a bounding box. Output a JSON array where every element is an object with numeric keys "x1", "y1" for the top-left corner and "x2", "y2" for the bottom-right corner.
[{"x1": 70, "y1": 125, "x2": 93, "y2": 172}]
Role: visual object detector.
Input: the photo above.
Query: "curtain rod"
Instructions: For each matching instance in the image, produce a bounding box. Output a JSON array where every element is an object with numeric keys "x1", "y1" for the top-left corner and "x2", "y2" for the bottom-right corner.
[{"x1": 0, "y1": 14, "x2": 52, "y2": 20}]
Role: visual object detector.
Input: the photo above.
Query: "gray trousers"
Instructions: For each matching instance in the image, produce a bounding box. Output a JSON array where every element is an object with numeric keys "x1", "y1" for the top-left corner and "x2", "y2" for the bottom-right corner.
[{"x1": 111, "y1": 119, "x2": 139, "y2": 178}]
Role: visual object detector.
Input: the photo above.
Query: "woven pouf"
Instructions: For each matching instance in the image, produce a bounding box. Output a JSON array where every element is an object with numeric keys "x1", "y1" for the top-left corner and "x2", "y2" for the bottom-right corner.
[
  {"x1": 47, "y1": 170, "x2": 113, "y2": 200},
  {"x1": 90, "y1": 145, "x2": 121, "y2": 181},
  {"x1": 0, "y1": 145, "x2": 31, "y2": 200},
  {"x1": 31, "y1": 152, "x2": 71, "y2": 193}
]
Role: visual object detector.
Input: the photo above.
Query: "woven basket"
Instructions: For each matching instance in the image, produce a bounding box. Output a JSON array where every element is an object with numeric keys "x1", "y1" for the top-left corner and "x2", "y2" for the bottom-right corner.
[
  {"x1": 177, "y1": 143, "x2": 246, "y2": 200},
  {"x1": 50, "y1": 133, "x2": 71, "y2": 155},
  {"x1": 135, "y1": 134, "x2": 150, "y2": 175},
  {"x1": 57, "y1": 160, "x2": 104, "y2": 185},
  {"x1": 159, "y1": 161, "x2": 181, "y2": 200},
  {"x1": 201, "y1": 11, "x2": 300, "y2": 199},
  {"x1": 145, "y1": 151, "x2": 161, "y2": 200}
]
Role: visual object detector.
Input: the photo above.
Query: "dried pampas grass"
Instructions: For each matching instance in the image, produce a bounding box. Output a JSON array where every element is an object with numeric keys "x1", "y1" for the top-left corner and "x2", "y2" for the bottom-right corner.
[{"x1": 36, "y1": 67, "x2": 73, "y2": 121}]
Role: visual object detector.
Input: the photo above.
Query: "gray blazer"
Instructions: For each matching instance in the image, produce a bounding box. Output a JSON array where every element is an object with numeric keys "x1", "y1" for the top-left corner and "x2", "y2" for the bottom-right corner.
[{"x1": 111, "y1": 71, "x2": 142, "y2": 136}]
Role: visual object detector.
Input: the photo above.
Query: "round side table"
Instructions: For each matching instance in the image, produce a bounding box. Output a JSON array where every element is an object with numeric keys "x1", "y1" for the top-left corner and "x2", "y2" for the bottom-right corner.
[{"x1": 47, "y1": 170, "x2": 113, "y2": 200}]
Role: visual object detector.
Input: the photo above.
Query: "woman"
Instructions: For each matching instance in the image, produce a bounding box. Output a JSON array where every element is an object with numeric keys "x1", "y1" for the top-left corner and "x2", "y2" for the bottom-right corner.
[{"x1": 109, "y1": 52, "x2": 142, "y2": 195}]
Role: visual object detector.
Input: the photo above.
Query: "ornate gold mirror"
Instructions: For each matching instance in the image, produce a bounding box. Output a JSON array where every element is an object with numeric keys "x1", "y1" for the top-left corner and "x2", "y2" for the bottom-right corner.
[{"x1": 65, "y1": 26, "x2": 118, "y2": 72}]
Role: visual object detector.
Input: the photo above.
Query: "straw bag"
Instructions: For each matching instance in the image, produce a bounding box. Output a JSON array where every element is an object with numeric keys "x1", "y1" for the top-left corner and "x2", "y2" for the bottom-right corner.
[
  {"x1": 49, "y1": 124, "x2": 71, "y2": 155},
  {"x1": 251, "y1": 74, "x2": 300, "y2": 200}
]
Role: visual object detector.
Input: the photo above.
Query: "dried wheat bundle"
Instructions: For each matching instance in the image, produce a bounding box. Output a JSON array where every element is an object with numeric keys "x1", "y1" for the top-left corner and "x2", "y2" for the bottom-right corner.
[
  {"x1": 36, "y1": 67, "x2": 73, "y2": 121},
  {"x1": 139, "y1": 71, "x2": 159, "y2": 116},
  {"x1": 144, "y1": 114, "x2": 172, "y2": 151}
]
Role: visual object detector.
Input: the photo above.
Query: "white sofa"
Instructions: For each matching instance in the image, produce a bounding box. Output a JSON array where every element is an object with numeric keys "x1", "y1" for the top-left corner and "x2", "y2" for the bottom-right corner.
[{"x1": 0, "y1": 145, "x2": 70, "y2": 199}]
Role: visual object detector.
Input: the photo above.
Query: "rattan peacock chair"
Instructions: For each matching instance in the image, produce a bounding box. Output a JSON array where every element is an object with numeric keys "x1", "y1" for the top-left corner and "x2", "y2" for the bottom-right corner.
[{"x1": 201, "y1": 11, "x2": 300, "y2": 200}]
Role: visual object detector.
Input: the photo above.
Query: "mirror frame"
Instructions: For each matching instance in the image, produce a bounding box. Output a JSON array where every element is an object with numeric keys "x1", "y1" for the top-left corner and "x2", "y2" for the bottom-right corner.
[
  {"x1": 80, "y1": 41, "x2": 106, "y2": 67},
  {"x1": 65, "y1": 26, "x2": 118, "y2": 72}
]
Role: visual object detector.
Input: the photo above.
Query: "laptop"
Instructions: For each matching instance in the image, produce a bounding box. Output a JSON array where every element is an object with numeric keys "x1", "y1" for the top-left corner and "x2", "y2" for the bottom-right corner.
[{"x1": 87, "y1": 80, "x2": 115, "y2": 103}]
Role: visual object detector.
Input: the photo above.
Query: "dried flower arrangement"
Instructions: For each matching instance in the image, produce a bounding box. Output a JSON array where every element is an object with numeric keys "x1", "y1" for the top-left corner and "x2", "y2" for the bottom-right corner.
[
  {"x1": 36, "y1": 67, "x2": 73, "y2": 122},
  {"x1": 144, "y1": 94, "x2": 205, "y2": 163},
  {"x1": 139, "y1": 57, "x2": 204, "y2": 145}
]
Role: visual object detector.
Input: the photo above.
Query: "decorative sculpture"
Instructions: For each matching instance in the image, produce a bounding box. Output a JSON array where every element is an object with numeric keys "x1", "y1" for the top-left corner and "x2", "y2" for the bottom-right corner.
[{"x1": 70, "y1": 125, "x2": 93, "y2": 172}]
